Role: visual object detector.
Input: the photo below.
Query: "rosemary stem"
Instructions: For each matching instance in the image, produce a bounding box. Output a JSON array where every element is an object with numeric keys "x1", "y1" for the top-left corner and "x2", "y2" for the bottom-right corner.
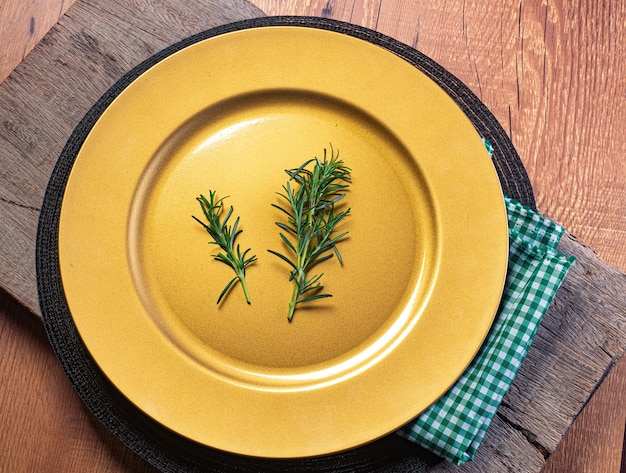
[
  {"x1": 238, "y1": 269, "x2": 252, "y2": 305},
  {"x1": 287, "y1": 282, "x2": 299, "y2": 322}
]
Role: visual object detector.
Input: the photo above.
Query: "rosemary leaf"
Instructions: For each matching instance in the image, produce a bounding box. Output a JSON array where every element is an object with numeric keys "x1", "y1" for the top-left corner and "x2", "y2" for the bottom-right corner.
[
  {"x1": 193, "y1": 191, "x2": 256, "y2": 305},
  {"x1": 268, "y1": 145, "x2": 351, "y2": 322}
]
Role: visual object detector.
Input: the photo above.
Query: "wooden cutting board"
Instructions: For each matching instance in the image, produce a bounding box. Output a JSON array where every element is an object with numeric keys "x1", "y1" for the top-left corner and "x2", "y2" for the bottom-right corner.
[{"x1": 0, "y1": 1, "x2": 624, "y2": 471}]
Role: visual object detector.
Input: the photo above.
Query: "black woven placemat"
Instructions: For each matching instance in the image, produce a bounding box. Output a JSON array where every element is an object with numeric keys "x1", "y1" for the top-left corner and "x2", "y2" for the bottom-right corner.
[{"x1": 37, "y1": 16, "x2": 535, "y2": 473}]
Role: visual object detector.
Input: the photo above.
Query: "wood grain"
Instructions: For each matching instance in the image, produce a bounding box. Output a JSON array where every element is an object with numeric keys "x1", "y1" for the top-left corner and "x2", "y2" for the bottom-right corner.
[
  {"x1": 543, "y1": 353, "x2": 626, "y2": 473},
  {"x1": 0, "y1": 1, "x2": 625, "y2": 472},
  {"x1": 0, "y1": 0, "x2": 72, "y2": 83}
]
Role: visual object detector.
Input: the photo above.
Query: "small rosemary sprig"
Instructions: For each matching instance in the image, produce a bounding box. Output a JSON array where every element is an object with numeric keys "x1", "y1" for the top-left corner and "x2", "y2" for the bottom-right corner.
[
  {"x1": 193, "y1": 191, "x2": 257, "y2": 305},
  {"x1": 268, "y1": 146, "x2": 351, "y2": 322}
]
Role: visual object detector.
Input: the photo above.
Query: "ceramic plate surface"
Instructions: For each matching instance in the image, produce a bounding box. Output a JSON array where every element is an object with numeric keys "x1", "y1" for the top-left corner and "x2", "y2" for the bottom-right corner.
[{"x1": 58, "y1": 26, "x2": 508, "y2": 458}]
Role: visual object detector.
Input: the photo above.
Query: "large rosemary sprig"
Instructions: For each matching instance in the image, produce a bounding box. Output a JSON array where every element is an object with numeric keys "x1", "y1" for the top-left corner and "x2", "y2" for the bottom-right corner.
[
  {"x1": 268, "y1": 146, "x2": 351, "y2": 322},
  {"x1": 193, "y1": 191, "x2": 257, "y2": 305}
]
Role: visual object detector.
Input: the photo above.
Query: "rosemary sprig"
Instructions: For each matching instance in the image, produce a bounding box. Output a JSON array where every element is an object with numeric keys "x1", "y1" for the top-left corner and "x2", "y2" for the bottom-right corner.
[
  {"x1": 193, "y1": 191, "x2": 257, "y2": 305},
  {"x1": 268, "y1": 146, "x2": 351, "y2": 322}
]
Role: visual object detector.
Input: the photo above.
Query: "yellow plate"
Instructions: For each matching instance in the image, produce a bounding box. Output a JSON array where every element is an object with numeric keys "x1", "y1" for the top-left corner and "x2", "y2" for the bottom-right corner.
[{"x1": 58, "y1": 26, "x2": 508, "y2": 458}]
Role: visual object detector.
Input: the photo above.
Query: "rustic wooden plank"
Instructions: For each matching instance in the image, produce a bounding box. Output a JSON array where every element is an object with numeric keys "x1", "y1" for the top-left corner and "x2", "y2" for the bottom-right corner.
[
  {"x1": 0, "y1": 0, "x2": 263, "y2": 314},
  {"x1": 0, "y1": 205, "x2": 39, "y2": 314}
]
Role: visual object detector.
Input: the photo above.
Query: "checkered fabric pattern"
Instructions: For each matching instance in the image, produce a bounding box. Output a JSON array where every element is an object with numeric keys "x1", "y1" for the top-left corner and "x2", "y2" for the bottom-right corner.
[{"x1": 396, "y1": 142, "x2": 576, "y2": 465}]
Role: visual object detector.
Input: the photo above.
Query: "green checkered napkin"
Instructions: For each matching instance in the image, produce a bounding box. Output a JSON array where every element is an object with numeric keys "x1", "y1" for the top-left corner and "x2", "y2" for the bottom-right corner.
[{"x1": 396, "y1": 147, "x2": 575, "y2": 464}]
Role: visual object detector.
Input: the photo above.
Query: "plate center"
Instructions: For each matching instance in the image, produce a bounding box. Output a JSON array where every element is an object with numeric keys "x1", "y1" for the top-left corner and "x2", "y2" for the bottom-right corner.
[{"x1": 128, "y1": 90, "x2": 437, "y2": 382}]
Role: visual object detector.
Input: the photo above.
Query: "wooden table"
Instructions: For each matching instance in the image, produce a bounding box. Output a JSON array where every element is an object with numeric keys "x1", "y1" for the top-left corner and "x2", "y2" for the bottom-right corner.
[{"x1": 1, "y1": 1, "x2": 624, "y2": 472}]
